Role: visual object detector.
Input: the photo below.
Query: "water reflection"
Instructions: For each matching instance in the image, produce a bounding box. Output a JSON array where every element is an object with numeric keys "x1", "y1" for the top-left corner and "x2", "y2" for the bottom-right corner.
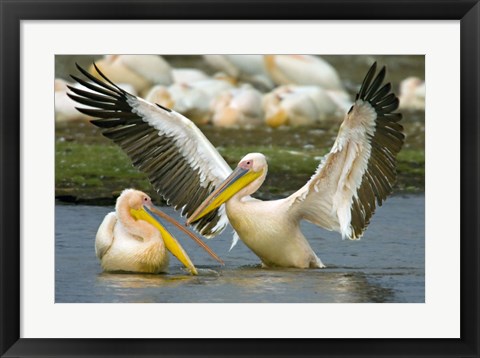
[
  {"x1": 97, "y1": 272, "x2": 196, "y2": 289},
  {"x1": 91, "y1": 264, "x2": 394, "y2": 303},
  {"x1": 56, "y1": 195, "x2": 424, "y2": 303}
]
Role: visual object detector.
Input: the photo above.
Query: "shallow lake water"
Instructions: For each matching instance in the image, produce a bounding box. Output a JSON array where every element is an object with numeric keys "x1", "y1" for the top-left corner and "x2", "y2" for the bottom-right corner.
[{"x1": 55, "y1": 194, "x2": 424, "y2": 303}]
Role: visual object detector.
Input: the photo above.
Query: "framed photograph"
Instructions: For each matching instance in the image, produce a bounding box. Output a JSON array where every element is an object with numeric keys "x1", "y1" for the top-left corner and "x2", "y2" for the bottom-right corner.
[{"x1": 1, "y1": 0, "x2": 478, "y2": 357}]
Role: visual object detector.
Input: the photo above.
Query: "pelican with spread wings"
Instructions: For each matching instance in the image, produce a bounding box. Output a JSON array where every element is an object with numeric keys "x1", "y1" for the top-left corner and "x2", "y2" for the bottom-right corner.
[{"x1": 68, "y1": 60, "x2": 403, "y2": 268}]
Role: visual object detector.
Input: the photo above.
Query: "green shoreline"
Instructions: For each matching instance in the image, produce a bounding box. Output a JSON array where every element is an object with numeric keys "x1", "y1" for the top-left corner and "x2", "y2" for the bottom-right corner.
[{"x1": 56, "y1": 118, "x2": 425, "y2": 206}]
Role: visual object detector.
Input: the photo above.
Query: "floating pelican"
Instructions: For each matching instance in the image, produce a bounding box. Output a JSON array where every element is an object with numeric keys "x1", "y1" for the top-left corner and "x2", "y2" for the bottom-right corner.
[
  {"x1": 96, "y1": 188, "x2": 223, "y2": 274},
  {"x1": 69, "y1": 62, "x2": 404, "y2": 268}
]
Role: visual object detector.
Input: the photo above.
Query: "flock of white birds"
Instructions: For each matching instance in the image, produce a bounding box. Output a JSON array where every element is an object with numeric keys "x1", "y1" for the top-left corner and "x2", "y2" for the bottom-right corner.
[{"x1": 55, "y1": 54, "x2": 425, "y2": 127}]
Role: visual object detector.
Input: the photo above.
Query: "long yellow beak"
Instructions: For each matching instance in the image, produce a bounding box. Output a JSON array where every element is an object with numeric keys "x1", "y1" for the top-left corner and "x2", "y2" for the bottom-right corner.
[
  {"x1": 186, "y1": 166, "x2": 263, "y2": 225},
  {"x1": 130, "y1": 207, "x2": 198, "y2": 275},
  {"x1": 147, "y1": 205, "x2": 224, "y2": 265}
]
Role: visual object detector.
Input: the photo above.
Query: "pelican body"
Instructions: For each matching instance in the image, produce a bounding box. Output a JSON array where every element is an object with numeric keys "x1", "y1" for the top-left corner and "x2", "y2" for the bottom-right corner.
[
  {"x1": 96, "y1": 189, "x2": 222, "y2": 274},
  {"x1": 98, "y1": 210, "x2": 169, "y2": 273},
  {"x1": 225, "y1": 181, "x2": 324, "y2": 268},
  {"x1": 70, "y1": 60, "x2": 404, "y2": 269}
]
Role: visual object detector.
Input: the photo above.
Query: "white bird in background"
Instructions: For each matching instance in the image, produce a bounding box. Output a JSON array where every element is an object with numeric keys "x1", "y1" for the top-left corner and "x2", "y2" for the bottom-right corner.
[
  {"x1": 144, "y1": 77, "x2": 235, "y2": 125},
  {"x1": 262, "y1": 85, "x2": 350, "y2": 127},
  {"x1": 69, "y1": 61, "x2": 404, "y2": 269},
  {"x1": 95, "y1": 188, "x2": 223, "y2": 274},
  {"x1": 210, "y1": 85, "x2": 264, "y2": 127},
  {"x1": 263, "y1": 55, "x2": 344, "y2": 91},
  {"x1": 144, "y1": 85, "x2": 175, "y2": 110},
  {"x1": 399, "y1": 76, "x2": 425, "y2": 111},
  {"x1": 203, "y1": 55, "x2": 275, "y2": 90},
  {"x1": 90, "y1": 55, "x2": 173, "y2": 96},
  {"x1": 171, "y1": 68, "x2": 209, "y2": 84}
]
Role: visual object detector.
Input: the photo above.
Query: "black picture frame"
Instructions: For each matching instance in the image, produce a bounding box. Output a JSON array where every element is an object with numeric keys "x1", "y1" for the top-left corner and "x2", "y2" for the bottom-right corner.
[{"x1": 1, "y1": 0, "x2": 478, "y2": 357}]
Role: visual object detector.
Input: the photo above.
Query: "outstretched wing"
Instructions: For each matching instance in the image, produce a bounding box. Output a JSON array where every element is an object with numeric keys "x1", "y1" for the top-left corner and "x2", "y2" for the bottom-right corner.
[
  {"x1": 68, "y1": 64, "x2": 232, "y2": 237},
  {"x1": 288, "y1": 62, "x2": 404, "y2": 239}
]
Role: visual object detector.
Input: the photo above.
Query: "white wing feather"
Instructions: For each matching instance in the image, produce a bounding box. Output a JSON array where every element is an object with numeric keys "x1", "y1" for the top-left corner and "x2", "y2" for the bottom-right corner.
[
  {"x1": 288, "y1": 101, "x2": 377, "y2": 238},
  {"x1": 287, "y1": 63, "x2": 404, "y2": 240},
  {"x1": 68, "y1": 64, "x2": 232, "y2": 237}
]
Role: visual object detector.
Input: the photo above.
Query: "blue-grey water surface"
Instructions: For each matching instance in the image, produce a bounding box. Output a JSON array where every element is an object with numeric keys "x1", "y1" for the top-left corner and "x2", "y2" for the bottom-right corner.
[{"x1": 55, "y1": 195, "x2": 424, "y2": 303}]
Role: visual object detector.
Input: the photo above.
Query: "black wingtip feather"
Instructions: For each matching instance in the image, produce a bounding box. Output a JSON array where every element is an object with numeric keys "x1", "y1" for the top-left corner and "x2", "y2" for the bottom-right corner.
[
  {"x1": 69, "y1": 74, "x2": 120, "y2": 98},
  {"x1": 358, "y1": 61, "x2": 377, "y2": 99},
  {"x1": 364, "y1": 66, "x2": 386, "y2": 101},
  {"x1": 77, "y1": 63, "x2": 124, "y2": 95},
  {"x1": 156, "y1": 103, "x2": 172, "y2": 113},
  {"x1": 370, "y1": 83, "x2": 391, "y2": 104},
  {"x1": 356, "y1": 63, "x2": 400, "y2": 118},
  {"x1": 92, "y1": 62, "x2": 131, "y2": 95},
  {"x1": 67, "y1": 84, "x2": 119, "y2": 104}
]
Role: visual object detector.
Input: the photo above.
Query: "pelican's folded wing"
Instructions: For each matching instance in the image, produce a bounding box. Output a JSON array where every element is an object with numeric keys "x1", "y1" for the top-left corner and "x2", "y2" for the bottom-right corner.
[
  {"x1": 68, "y1": 64, "x2": 232, "y2": 237},
  {"x1": 95, "y1": 212, "x2": 117, "y2": 260},
  {"x1": 288, "y1": 63, "x2": 404, "y2": 240}
]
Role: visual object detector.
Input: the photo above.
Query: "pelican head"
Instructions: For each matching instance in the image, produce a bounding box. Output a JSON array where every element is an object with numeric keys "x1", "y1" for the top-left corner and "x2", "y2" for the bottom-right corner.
[
  {"x1": 119, "y1": 188, "x2": 154, "y2": 211},
  {"x1": 117, "y1": 189, "x2": 163, "y2": 228},
  {"x1": 187, "y1": 153, "x2": 267, "y2": 225}
]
